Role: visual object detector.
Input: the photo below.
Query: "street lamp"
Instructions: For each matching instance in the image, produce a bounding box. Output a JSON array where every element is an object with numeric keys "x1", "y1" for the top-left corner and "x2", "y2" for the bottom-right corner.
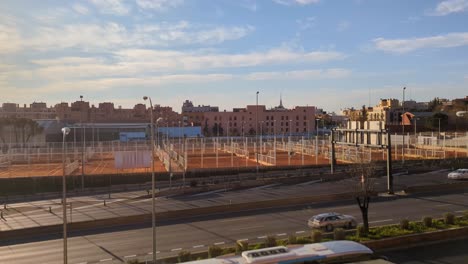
[
  {"x1": 402, "y1": 87, "x2": 406, "y2": 164},
  {"x1": 143, "y1": 96, "x2": 156, "y2": 264},
  {"x1": 61, "y1": 127, "x2": 70, "y2": 264},
  {"x1": 256, "y1": 91, "x2": 259, "y2": 172},
  {"x1": 79, "y1": 95, "x2": 85, "y2": 191}
]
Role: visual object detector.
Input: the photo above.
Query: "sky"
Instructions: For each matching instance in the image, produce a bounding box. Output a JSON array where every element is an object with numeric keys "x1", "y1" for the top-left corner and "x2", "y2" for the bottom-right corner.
[{"x1": 1, "y1": 0, "x2": 467, "y2": 114}]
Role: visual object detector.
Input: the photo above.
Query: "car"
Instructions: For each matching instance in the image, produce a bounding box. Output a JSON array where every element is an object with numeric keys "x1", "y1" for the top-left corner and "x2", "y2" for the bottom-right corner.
[
  {"x1": 448, "y1": 169, "x2": 468, "y2": 180},
  {"x1": 308, "y1": 212, "x2": 357, "y2": 232}
]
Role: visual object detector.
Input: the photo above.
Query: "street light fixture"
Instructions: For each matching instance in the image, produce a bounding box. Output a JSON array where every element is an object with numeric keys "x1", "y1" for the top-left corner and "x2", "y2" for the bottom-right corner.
[
  {"x1": 143, "y1": 96, "x2": 156, "y2": 264},
  {"x1": 61, "y1": 127, "x2": 70, "y2": 264}
]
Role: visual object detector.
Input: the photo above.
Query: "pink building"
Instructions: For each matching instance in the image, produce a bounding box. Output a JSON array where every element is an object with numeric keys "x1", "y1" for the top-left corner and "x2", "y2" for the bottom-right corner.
[{"x1": 203, "y1": 102, "x2": 316, "y2": 137}]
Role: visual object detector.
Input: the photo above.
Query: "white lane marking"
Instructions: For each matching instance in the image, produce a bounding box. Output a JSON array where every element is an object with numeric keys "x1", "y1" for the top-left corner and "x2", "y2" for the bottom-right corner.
[
  {"x1": 435, "y1": 204, "x2": 452, "y2": 207},
  {"x1": 193, "y1": 245, "x2": 205, "y2": 248},
  {"x1": 75, "y1": 262, "x2": 88, "y2": 264},
  {"x1": 124, "y1": 255, "x2": 137, "y2": 258},
  {"x1": 191, "y1": 189, "x2": 230, "y2": 197},
  {"x1": 220, "y1": 216, "x2": 253, "y2": 223},
  {"x1": 171, "y1": 248, "x2": 182, "y2": 252},
  {"x1": 277, "y1": 233, "x2": 287, "y2": 236},
  {"x1": 214, "y1": 242, "x2": 225, "y2": 245},
  {"x1": 369, "y1": 219, "x2": 393, "y2": 224},
  {"x1": 257, "y1": 236, "x2": 267, "y2": 239},
  {"x1": 456, "y1": 210, "x2": 466, "y2": 213},
  {"x1": 245, "y1": 183, "x2": 281, "y2": 191},
  {"x1": 148, "y1": 251, "x2": 160, "y2": 255},
  {"x1": 232, "y1": 225, "x2": 264, "y2": 231},
  {"x1": 99, "y1": 259, "x2": 112, "y2": 262},
  {"x1": 296, "y1": 180, "x2": 322, "y2": 186},
  {"x1": 237, "y1": 238, "x2": 249, "y2": 242},
  {"x1": 295, "y1": 231, "x2": 305, "y2": 234}
]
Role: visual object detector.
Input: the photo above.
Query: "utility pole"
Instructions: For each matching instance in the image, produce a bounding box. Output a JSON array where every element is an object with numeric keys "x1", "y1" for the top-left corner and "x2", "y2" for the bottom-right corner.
[
  {"x1": 256, "y1": 91, "x2": 259, "y2": 172},
  {"x1": 401, "y1": 87, "x2": 406, "y2": 164}
]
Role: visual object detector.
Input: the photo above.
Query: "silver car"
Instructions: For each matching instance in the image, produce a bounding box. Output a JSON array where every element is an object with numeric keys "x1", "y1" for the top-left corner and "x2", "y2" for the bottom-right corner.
[
  {"x1": 448, "y1": 169, "x2": 468, "y2": 180},
  {"x1": 308, "y1": 212, "x2": 357, "y2": 232}
]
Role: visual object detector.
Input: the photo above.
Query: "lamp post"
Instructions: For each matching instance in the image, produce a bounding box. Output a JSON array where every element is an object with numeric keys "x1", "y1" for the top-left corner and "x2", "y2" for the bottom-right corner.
[
  {"x1": 402, "y1": 87, "x2": 406, "y2": 164},
  {"x1": 256, "y1": 91, "x2": 259, "y2": 172},
  {"x1": 143, "y1": 96, "x2": 156, "y2": 264},
  {"x1": 80, "y1": 95, "x2": 85, "y2": 191},
  {"x1": 61, "y1": 127, "x2": 70, "y2": 264}
]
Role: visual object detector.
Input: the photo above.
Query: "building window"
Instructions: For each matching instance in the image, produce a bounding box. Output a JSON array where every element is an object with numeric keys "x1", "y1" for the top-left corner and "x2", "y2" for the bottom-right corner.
[
  {"x1": 296, "y1": 128, "x2": 299, "y2": 132},
  {"x1": 234, "y1": 116, "x2": 237, "y2": 120},
  {"x1": 304, "y1": 122, "x2": 307, "y2": 126},
  {"x1": 281, "y1": 116, "x2": 284, "y2": 120},
  {"x1": 281, "y1": 122, "x2": 283, "y2": 126},
  {"x1": 266, "y1": 116, "x2": 269, "y2": 120},
  {"x1": 296, "y1": 115, "x2": 299, "y2": 120},
  {"x1": 234, "y1": 122, "x2": 237, "y2": 127},
  {"x1": 214, "y1": 116, "x2": 217, "y2": 121},
  {"x1": 303, "y1": 116, "x2": 307, "y2": 120}
]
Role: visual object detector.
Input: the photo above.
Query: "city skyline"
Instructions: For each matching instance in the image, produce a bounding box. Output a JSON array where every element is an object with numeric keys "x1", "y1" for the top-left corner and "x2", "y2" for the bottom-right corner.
[{"x1": 1, "y1": 0, "x2": 468, "y2": 113}]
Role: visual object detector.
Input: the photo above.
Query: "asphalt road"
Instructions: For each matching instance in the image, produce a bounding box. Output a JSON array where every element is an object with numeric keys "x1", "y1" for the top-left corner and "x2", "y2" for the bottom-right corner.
[
  {"x1": 0, "y1": 191, "x2": 466, "y2": 264},
  {"x1": 0, "y1": 169, "x2": 456, "y2": 232},
  {"x1": 384, "y1": 238, "x2": 468, "y2": 264}
]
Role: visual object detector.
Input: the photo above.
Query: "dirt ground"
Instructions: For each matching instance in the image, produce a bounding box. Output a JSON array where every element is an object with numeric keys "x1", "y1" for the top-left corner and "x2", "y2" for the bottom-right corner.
[{"x1": 1, "y1": 145, "x2": 466, "y2": 178}]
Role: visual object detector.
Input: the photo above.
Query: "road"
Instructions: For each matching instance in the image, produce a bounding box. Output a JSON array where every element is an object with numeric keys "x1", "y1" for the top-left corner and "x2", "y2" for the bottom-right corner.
[
  {"x1": 0, "y1": 169, "x2": 455, "y2": 232},
  {"x1": 385, "y1": 238, "x2": 468, "y2": 264},
  {"x1": 0, "y1": 191, "x2": 466, "y2": 264}
]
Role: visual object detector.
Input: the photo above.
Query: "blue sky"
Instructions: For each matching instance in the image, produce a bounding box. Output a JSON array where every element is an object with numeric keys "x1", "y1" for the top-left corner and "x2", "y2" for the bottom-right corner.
[{"x1": 1, "y1": 0, "x2": 467, "y2": 113}]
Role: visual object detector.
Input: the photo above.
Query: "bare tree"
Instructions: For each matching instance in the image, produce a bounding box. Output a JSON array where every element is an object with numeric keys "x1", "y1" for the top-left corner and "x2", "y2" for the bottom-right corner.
[{"x1": 350, "y1": 149, "x2": 378, "y2": 235}]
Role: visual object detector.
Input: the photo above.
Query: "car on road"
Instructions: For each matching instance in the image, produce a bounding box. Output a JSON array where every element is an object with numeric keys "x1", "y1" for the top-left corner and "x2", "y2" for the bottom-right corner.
[
  {"x1": 308, "y1": 212, "x2": 357, "y2": 231},
  {"x1": 448, "y1": 169, "x2": 468, "y2": 180}
]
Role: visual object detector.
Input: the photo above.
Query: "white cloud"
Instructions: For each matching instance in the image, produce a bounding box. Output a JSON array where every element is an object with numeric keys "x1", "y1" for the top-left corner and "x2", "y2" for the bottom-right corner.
[
  {"x1": 240, "y1": 0, "x2": 258, "y2": 12},
  {"x1": 88, "y1": 0, "x2": 130, "y2": 15},
  {"x1": 373, "y1": 32, "x2": 468, "y2": 53},
  {"x1": 245, "y1": 68, "x2": 351, "y2": 80},
  {"x1": 20, "y1": 22, "x2": 254, "y2": 52},
  {"x1": 431, "y1": 0, "x2": 468, "y2": 16},
  {"x1": 0, "y1": 22, "x2": 22, "y2": 54},
  {"x1": 296, "y1": 17, "x2": 315, "y2": 31},
  {"x1": 135, "y1": 0, "x2": 184, "y2": 11},
  {"x1": 273, "y1": 0, "x2": 319, "y2": 6},
  {"x1": 115, "y1": 48, "x2": 346, "y2": 71},
  {"x1": 337, "y1": 21, "x2": 350, "y2": 32},
  {"x1": 72, "y1": 4, "x2": 90, "y2": 15}
]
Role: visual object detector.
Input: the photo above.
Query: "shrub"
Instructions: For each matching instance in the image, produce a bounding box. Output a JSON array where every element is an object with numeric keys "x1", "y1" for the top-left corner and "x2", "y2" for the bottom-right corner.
[
  {"x1": 252, "y1": 243, "x2": 264, "y2": 250},
  {"x1": 264, "y1": 236, "x2": 277, "y2": 247},
  {"x1": 296, "y1": 237, "x2": 311, "y2": 244},
  {"x1": 400, "y1": 219, "x2": 410, "y2": 230},
  {"x1": 236, "y1": 240, "x2": 249, "y2": 254},
  {"x1": 311, "y1": 230, "x2": 322, "y2": 243},
  {"x1": 288, "y1": 235, "x2": 297, "y2": 244},
  {"x1": 464, "y1": 211, "x2": 468, "y2": 220},
  {"x1": 333, "y1": 228, "x2": 346, "y2": 240},
  {"x1": 208, "y1": 245, "x2": 223, "y2": 258},
  {"x1": 444, "y1": 213, "x2": 455, "y2": 225},
  {"x1": 190, "y1": 180, "x2": 198, "y2": 187},
  {"x1": 178, "y1": 251, "x2": 192, "y2": 262},
  {"x1": 357, "y1": 225, "x2": 367, "y2": 238},
  {"x1": 422, "y1": 216, "x2": 433, "y2": 228}
]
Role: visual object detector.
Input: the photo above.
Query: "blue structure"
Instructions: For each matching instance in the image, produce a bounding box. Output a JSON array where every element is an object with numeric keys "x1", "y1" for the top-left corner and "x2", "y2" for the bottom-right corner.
[
  {"x1": 158, "y1": 126, "x2": 202, "y2": 138},
  {"x1": 119, "y1": 132, "x2": 146, "y2": 142}
]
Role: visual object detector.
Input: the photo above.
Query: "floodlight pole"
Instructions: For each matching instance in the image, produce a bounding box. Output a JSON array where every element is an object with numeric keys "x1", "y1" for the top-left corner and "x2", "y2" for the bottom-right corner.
[
  {"x1": 61, "y1": 127, "x2": 70, "y2": 264},
  {"x1": 143, "y1": 96, "x2": 156, "y2": 264}
]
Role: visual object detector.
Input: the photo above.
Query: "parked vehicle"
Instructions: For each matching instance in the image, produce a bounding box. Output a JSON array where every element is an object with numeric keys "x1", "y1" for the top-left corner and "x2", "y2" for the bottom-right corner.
[
  {"x1": 448, "y1": 169, "x2": 468, "y2": 180},
  {"x1": 308, "y1": 212, "x2": 357, "y2": 231}
]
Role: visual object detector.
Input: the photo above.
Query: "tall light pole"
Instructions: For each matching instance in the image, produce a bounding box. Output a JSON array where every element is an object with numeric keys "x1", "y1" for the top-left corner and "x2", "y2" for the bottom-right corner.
[
  {"x1": 256, "y1": 91, "x2": 259, "y2": 172},
  {"x1": 80, "y1": 95, "x2": 85, "y2": 191},
  {"x1": 61, "y1": 127, "x2": 70, "y2": 264},
  {"x1": 402, "y1": 87, "x2": 406, "y2": 164},
  {"x1": 143, "y1": 96, "x2": 156, "y2": 264}
]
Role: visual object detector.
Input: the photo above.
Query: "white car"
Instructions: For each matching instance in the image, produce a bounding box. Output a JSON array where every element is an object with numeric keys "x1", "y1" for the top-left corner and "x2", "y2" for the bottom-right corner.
[{"x1": 448, "y1": 169, "x2": 468, "y2": 180}]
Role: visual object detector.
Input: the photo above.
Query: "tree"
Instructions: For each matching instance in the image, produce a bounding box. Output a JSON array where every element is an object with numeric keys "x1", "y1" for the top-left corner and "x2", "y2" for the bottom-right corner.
[
  {"x1": 426, "y1": 112, "x2": 448, "y2": 131},
  {"x1": 428, "y1": 97, "x2": 442, "y2": 112},
  {"x1": 350, "y1": 153, "x2": 377, "y2": 235},
  {"x1": 0, "y1": 118, "x2": 43, "y2": 147},
  {"x1": 203, "y1": 120, "x2": 210, "y2": 136},
  {"x1": 359, "y1": 105, "x2": 368, "y2": 129}
]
